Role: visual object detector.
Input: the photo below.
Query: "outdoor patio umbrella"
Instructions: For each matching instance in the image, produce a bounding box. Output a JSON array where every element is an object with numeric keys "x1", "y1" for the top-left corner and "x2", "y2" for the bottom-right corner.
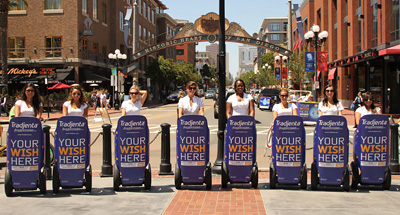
[{"x1": 48, "y1": 82, "x2": 72, "y2": 89}]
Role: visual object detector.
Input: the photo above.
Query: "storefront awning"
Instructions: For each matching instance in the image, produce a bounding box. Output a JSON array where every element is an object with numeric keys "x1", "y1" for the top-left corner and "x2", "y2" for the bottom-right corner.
[
  {"x1": 328, "y1": 68, "x2": 337, "y2": 80},
  {"x1": 80, "y1": 71, "x2": 110, "y2": 84},
  {"x1": 378, "y1": 44, "x2": 400, "y2": 56}
]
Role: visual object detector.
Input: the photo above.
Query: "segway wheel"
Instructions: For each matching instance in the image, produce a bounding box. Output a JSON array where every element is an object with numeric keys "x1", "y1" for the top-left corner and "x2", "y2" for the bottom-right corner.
[
  {"x1": 144, "y1": 164, "x2": 152, "y2": 190},
  {"x1": 113, "y1": 164, "x2": 121, "y2": 191},
  {"x1": 39, "y1": 168, "x2": 47, "y2": 194},
  {"x1": 85, "y1": 165, "x2": 92, "y2": 192},
  {"x1": 221, "y1": 161, "x2": 229, "y2": 188},
  {"x1": 350, "y1": 161, "x2": 359, "y2": 189},
  {"x1": 269, "y1": 163, "x2": 277, "y2": 189},
  {"x1": 174, "y1": 163, "x2": 182, "y2": 190},
  {"x1": 343, "y1": 166, "x2": 350, "y2": 192},
  {"x1": 382, "y1": 167, "x2": 391, "y2": 190},
  {"x1": 4, "y1": 168, "x2": 13, "y2": 197},
  {"x1": 205, "y1": 165, "x2": 212, "y2": 190},
  {"x1": 52, "y1": 166, "x2": 60, "y2": 193},
  {"x1": 300, "y1": 164, "x2": 307, "y2": 190},
  {"x1": 251, "y1": 163, "x2": 259, "y2": 189},
  {"x1": 311, "y1": 162, "x2": 318, "y2": 190}
]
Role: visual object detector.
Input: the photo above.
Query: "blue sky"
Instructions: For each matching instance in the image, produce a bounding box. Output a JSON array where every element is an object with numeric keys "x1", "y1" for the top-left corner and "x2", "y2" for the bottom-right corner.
[{"x1": 164, "y1": 0, "x2": 303, "y2": 78}]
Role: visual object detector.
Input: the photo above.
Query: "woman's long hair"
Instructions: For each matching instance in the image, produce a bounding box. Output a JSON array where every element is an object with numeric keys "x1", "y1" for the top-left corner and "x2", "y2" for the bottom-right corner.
[
  {"x1": 186, "y1": 81, "x2": 200, "y2": 97},
  {"x1": 322, "y1": 84, "x2": 339, "y2": 106},
  {"x1": 68, "y1": 86, "x2": 86, "y2": 105},
  {"x1": 20, "y1": 83, "x2": 41, "y2": 116},
  {"x1": 234, "y1": 79, "x2": 246, "y2": 94},
  {"x1": 362, "y1": 92, "x2": 377, "y2": 114}
]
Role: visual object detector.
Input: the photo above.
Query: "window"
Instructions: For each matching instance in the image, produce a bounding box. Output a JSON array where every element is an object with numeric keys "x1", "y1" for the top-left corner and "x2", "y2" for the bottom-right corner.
[
  {"x1": 102, "y1": 3, "x2": 107, "y2": 24},
  {"x1": 139, "y1": 25, "x2": 142, "y2": 40},
  {"x1": 102, "y1": 46, "x2": 107, "y2": 63},
  {"x1": 119, "y1": 11, "x2": 124, "y2": 30},
  {"x1": 82, "y1": 0, "x2": 87, "y2": 13},
  {"x1": 138, "y1": 0, "x2": 142, "y2": 14},
  {"x1": 10, "y1": 0, "x2": 25, "y2": 10},
  {"x1": 8, "y1": 37, "x2": 25, "y2": 58},
  {"x1": 144, "y1": 28, "x2": 147, "y2": 42},
  {"x1": 45, "y1": 0, "x2": 62, "y2": 9},
  {"x1": 152, "y1": 10, "x2": 155, "y2": 24},
  {"x1": 143, "y1": 2, "x2": 146, "y2": 18},
  {"x1": 45, "y1": 36, "x2": 62, "y2": 57},
  {"x1": 270, "y1": 23, "x2": 280, "y2": 31},
  {"x1": 93, "y1": 42, "x2": 99, "y2": 61},
  {"x1": 148, "y1": 31, "x2": 151, "y2": 43},
  {"x1": 372, "y1": 3, "x2": 378, "y2": 47},
  {"x1": 271, "y1": 34, "x2": 280, "y2": 40},
  {"x1": 93, "y1": 0, "x2": 97, "y2": 19},
  {"x1": 148, "y1": 6, "x2": 151, "y2": 21},
  {"x1": 283, "y1": 22, "x2": 288, "y2": 31},
  {"x1": 82, "y1": 39, "x2": 88, "y2": 58},
  {"x1": 392, "y1": 0, "x2": 399, "y2": 41}
]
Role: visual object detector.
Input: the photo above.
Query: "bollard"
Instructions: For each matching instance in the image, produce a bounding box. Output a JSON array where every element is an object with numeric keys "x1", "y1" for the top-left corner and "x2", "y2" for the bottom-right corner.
[
  {"x1": 159, "y1": 123, "x2": 173, "y2": 175},
  {"x1": 100, "y1": 124, "x2": 113, "y2": 177},
  {"x1": 389, "y1": 123, "x2": 400, "y2": 173},
  {"x1": 42, "y1": 125, "x2": 52, "y2": 180}
]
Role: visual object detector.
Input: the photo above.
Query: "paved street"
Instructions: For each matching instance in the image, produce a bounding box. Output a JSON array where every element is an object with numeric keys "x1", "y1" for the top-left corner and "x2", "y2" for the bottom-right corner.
[{"x1": 0, "y1": 99, "x2": 399, "y2": 214}]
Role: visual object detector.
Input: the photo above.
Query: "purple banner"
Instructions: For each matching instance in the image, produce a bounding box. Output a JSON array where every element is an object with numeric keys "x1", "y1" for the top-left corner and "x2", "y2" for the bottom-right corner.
[
  {"x1": 259, "y1": 97, "x2": 271, "y2": 109},
  {"x1": 297, "y1": 102, "x2": 319, "y2": 121},
  {"x1": 7, "y1": 117, "x2": 44, "y2": 189}
]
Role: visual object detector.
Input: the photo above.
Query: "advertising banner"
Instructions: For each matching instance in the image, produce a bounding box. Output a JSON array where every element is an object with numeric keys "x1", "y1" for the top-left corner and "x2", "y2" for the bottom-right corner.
[
  {"x1": 317, "y1": 51, "x2": 328, "y2": 72},
  {"x1": 354, "y1": 115, "x2": 389, "y2": 184},
  {"x1": 7, "y1": 117, "x2": 44, "y2": 189},
  {"x1": 259, "y1": 97, "x2": 271, "y2": 110},
  {"x1": 314, "y1": 115, "x2": 349, "y2": 185},
  {"x1": 176, "y1": 115, "x2": 209, "y2": 183},
  {"x1": 296, "y1": 102, "x2": 319, "y2": 122},
  {"x1": 275, "y1": 67, "x2": 281, "y2": 79},
  {"x1": 115, "y1": 115, "x2": 149, "y2": 185},
  {"x1": 305, "y1": 51, "x2": 315, "y2": 72},
  {"x1": 272, "y1": 115, "x2": 305, "y2": 183},
  {"x1": 54, "y1": 116, "x2": 90, "y2": 187},
  {"x1": 282, "y1": 67, "x2": 288, "y2": 79},
  {"x1": 225, "y1": 115, "x2": 256, "y2": 183}
]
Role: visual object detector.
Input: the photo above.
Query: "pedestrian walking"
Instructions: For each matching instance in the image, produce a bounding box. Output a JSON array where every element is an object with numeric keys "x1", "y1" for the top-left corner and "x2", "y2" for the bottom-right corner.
[
  {"x1": 273, "y1": 88, "x2": 298, "y2": 120},
  {"x1": 352, "y1": 91, "x2": 363, "y2": 128},
  {"x1": 121, "y1": 85, "x2": 147, "y2": 116},
  {"x1": 355, "y1": 92, "x2": 382, "y2": 126},
  {"x1": 14, "y1": 83, "x2": 43, "y2": 119},
  {"x1": 178, "y1": 81, "x2": 204, "y2": 118},
  {"x1": 318, "y1": 84, "x2": 344, "y2": 116},
  {"x1": 62, "y1": 86, "x2": 88, "y2": 119},
  {"x1": 226, "y1": 79, "x2": 255, "y2": 119}
]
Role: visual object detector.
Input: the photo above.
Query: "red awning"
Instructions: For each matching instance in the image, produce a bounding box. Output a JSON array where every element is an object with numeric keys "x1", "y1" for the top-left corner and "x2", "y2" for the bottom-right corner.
[
  {"x1": 48, "y1": 82, "x2": 72, "y2": 89},
  {"x1": 328, "y1": 68, "x2": 337, "y2": 80},
  {"x1": 379, "y1": 44, "x2": 400, "y2": 56},
  {"x1": 314, "y1": 70, "x2": 321, "y2": 81}
]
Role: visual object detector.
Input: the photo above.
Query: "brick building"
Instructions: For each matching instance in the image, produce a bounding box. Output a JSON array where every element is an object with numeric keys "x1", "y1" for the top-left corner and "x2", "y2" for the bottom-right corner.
[
  {"x1": 292, "y1": 0, "x2": 400, "y2": 114},
  {"x1": 175, "y1": 19, "x2": 196, "y2": 65}
]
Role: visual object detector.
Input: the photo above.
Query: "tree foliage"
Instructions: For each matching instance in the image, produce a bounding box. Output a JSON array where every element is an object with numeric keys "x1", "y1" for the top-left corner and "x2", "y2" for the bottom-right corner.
[{"x1": 288, "y1": 49, "x2": 314, "y2": 90}]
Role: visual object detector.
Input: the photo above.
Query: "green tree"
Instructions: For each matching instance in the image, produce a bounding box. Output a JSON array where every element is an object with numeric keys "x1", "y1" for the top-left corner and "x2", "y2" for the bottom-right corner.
[
  {"x1": 239, "y1": 70, "x2": 257, "y2": 89},
  {"x1": 288, "y1": 49, "x2": 313, "y2": 90},
  {"x1": 174, "y1": 61, "x2": 201, "y2": 87},
  {"x1": 259, "y1": 52, "x2": 280, "y2": 88}
]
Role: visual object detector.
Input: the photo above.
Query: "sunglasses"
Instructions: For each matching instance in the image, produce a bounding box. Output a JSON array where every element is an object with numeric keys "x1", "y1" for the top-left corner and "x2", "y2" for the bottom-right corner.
[
  {"x1": 188, "y1": 87, "x2": 196, "y2": 90},
  {"x1": 366, "y1": 98, "x2": 373, "y2": 101},
  {"x1": 26, "y1": 89, "x2": 34, "y2": 92},
  {"x1": 326, "y1": 90, "x2": 334, "y2": 92},
  {"x1": 130, "y1": 92, "x2": 139, "y2": 95},
  {"x1": 236, "y1": 85, "x2": 244, "y2": 88},
  {"x1": 72, "y1": 92, "x2": 81, "y2": 96},
  {"x1": 280, "y1": 94, "x2": 288, "y2": 97}
]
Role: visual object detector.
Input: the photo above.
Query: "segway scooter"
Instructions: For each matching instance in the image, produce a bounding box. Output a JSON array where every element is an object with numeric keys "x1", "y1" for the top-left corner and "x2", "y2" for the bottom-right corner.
[
  {"x1": 311, "y1": 115, "x2": 350, "y2": 191},
  {"x1": 114, "y1": 115, "x2": 151, "y2": 190},
  {"x1": 175, "y1": 115, "x2": 211, "y2": 189},
  {"x1": 222, "y1": 115, "x2": 258, "y2": 188},
  {"x1": 5, "y1": 117, "x2": 46, "y2": 196},
  {"x1": 53, "y1": 116, "x2": 92, "y2": 193},
  {"x1": 269, "y1": 115, "x2": 307, "y2": 189},
  {"x1": 351, "y1": 114, "x2": 391, "y2": 190}
]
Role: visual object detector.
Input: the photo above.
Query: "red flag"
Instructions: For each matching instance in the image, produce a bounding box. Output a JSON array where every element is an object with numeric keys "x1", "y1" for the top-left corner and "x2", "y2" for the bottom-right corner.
[
  {"x1": 317, "y1": 51, "x2": 328, "y2": 72},
  {"x1": 282, "y1": 67, "x2": 288, "y2": 79}
]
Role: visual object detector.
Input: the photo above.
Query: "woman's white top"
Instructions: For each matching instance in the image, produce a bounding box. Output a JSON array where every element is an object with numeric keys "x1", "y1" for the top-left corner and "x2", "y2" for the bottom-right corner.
[
  {"x1": 272, "y1": 102, "x2": 298, "y2": 116},
  {"x1": 15, "y1": 100, "x2": 43, "y2": 117},
  {"x1": 356, "y1": 106, "x2": 381, "y2": 118},
  {"x1": 121, "y1": 99, "x2": 142, "y2": 115},
  {"x1": 63, "y1": 101, "x2": 88, "y2": 117},
  {"x1": 178, "y1": 95, "x2": 204, "y2": 115},
  {"x1": 290, "y1": 94, "x2": 299, "y2": 102},
  {"x1": 318, "y1": 101, "x2": 344, "y2": 115},
  {"x1": 227, "y1": 93, "x2": 254, "y2": 116},
  {"x1": 100, "y1": 94, "x2": 107, "y2": 102}
]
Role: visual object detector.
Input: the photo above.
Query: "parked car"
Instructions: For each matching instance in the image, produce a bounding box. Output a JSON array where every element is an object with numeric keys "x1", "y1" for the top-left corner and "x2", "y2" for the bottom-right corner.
[
  {"x1": 214, "y1": 90, "x2": 235, "y2": 119},
  {"x1": 258, "y1": 88, "x2": 280, "y2": 110},
  {"x1": 166, "y1": 90, "x2": 186, "y2": 103},
  {"x1": 205, "y1": 90, "x2": 216, "y2": 99}
]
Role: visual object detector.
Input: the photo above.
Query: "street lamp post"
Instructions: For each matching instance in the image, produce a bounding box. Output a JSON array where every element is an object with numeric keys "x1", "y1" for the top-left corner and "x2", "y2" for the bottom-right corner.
[
  {"x1": 275, "y1": 55, "x2": 288, "y2": 88},
  {"x1": 304, "y1": 25, "x2": 328, "y2": 100},
  {"x1": 108, "y1": 49, "x2": 127, "y2": 110}
]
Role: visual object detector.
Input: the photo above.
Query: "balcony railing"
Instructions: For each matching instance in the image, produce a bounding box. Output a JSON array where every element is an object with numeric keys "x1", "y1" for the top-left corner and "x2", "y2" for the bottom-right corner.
[
  {"x1": 42, "y1": 47, "x2": 63, "y2": 58},
  {"x1": 8, "y1": 48, "x2": 26, "y2": 58}
]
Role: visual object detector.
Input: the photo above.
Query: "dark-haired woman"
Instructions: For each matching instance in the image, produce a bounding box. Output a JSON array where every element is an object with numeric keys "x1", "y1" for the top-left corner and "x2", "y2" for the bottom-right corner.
[
  {"x1": 355, "y1": 92, "x2": 382, "y2": 126},
  {"x1": 226, "y1": 79, "x2": 255, "y2": 119},
  {"x1": 178, "y1": 81, "x2": 204, "y2": 118},
  {"x1": 318, "y1": 84, "x2": 344, "y2": 116},
  {"x1": 15, "y1": 83, "x2": 43, "y2": 119},
  {"x1": 62, "y1": 86, "x2": 88, "y2": 119}
]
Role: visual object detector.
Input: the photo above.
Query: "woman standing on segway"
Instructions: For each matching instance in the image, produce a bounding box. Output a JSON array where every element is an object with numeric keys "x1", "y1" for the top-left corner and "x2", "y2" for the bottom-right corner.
[
  {"x1": 62, "y1": 86, "x2": 89, "y2": 119},
  {"x1": 226, "y1": 79, "x2": 255, "y2": 119},
  {"x1": 121, "y1": 85, "x2": 147, "y2": 116},
  {"x1": 355, "y1": 92, "x2": 382, "y2": 126},
  {"x1": 178, "y1": 81, "x2": 204, "y2": 118},
  {"x1": 272, "y1": 88, "x2": 298, "y2": 120},
  {"x1": 15, "y1": 83, "x2": 43, "y2": 119},
  {"x1": 318, "y1": 84, "x2": 344, "y2": 116}
]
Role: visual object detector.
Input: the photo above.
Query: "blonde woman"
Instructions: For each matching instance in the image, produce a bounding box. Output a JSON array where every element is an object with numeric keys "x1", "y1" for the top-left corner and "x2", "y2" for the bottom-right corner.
[
  {"x1": 272, "y1": 88, "x2": 298, "y2": 120},
  {"x1": 62, "y1": 86, "x2": 88, "y2": 119},
  {"x1": 178, "y1": 81, "x2": 204, "y2": 118},
  {"x1": 121, "y1": 85, "x2": 147, "y2": 116}
]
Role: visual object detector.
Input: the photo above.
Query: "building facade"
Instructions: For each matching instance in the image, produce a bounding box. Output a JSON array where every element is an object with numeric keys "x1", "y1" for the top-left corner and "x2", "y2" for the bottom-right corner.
[
  {"x1": 238, "y1": 44, "x2": 257, "y2": 77},
  {"x1": 175, "y1": 19, "x2": 196, "y2": 65},
  {"x1": 292, "y1": 0, "x2": 400, "y2": 114}
]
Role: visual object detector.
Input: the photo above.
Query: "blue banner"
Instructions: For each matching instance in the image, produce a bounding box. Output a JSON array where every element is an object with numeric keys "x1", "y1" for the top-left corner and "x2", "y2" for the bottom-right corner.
[
  {"x1": 115, "y1": 115, "x2": 149, "y2": 185},
  {"x1": 305, "y1": 51, "x2": 315, "y2": 72},
  {"x1": 7, "y1": 117, "x2": 44, "y2": 189},
  {"x1": 353, "y1": 115, "x2": 389, "y2": 184},
  {"x1": 54, "y1": 116, "x2": 90, "y2": 187},
  {"x1": 272, "y1": 116, "x2": 305, "y2": 183},
  {"x1": 275, "y1": 67, "x2": 281, "y2": 79},
  {"x1": 225, "y1": 115, "x2": 256, "y2": 183},
  {"x1": 297, "y1": 102, "x2": 319, "y2": 122},
  {"x1": 314, "y1": 116, "x2": 349, "y2": 185},
  {"x1": 259, "y1": 97, "x2": 271, "y2": 110},
  {"x1": 176, "y1": 115, "x2": 209, "y2": 183}
]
